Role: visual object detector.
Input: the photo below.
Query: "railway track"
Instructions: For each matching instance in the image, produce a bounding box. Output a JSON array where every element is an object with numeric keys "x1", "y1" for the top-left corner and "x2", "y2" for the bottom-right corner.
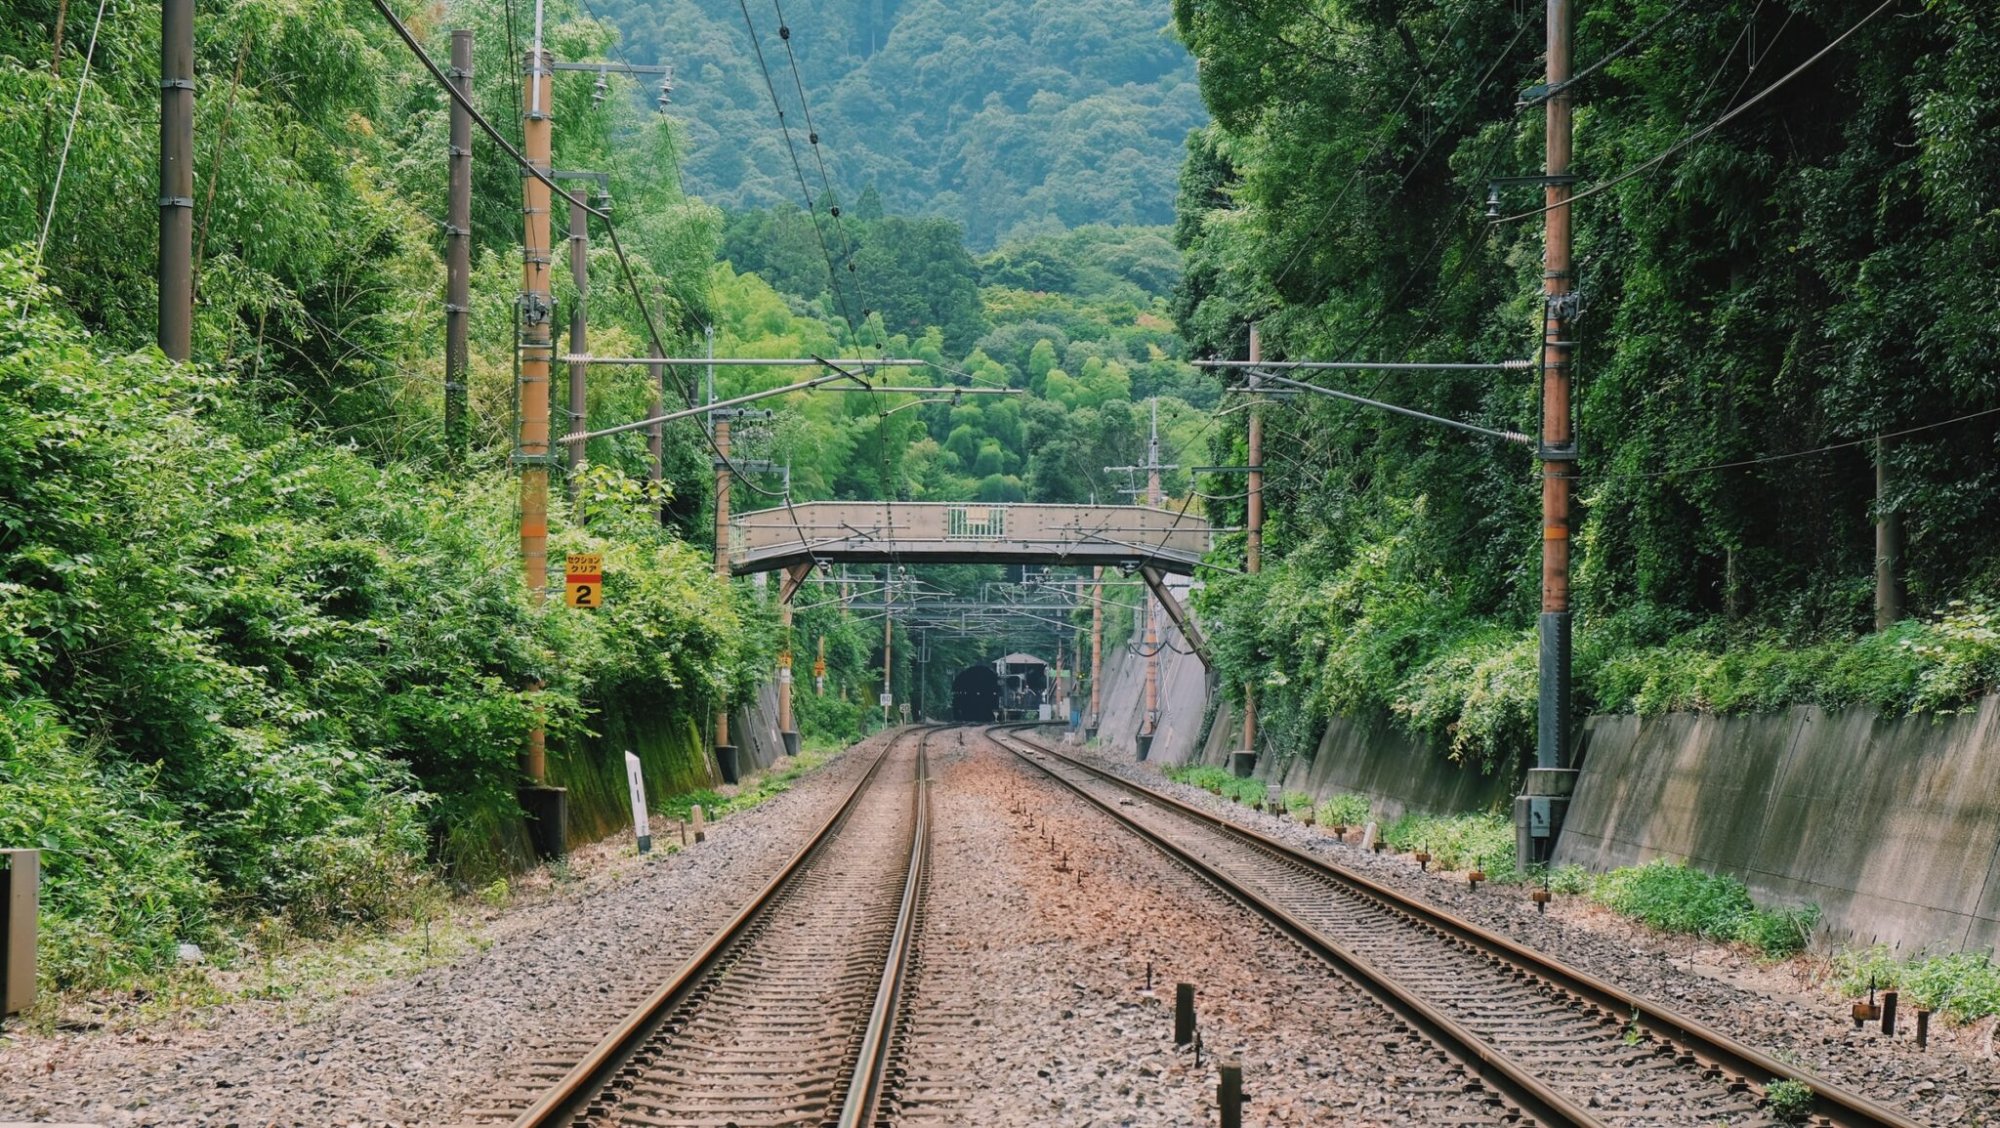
[
  {"x1": 466, "y1": 725, "x2": 938, "y2": 1128},
  {"x1": 994, "y1": 725, "x2": 1929, "y2": 1128}
]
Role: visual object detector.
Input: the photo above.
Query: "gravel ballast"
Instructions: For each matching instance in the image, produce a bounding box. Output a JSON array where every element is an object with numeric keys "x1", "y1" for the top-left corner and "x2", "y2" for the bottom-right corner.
[{"x1": 0, "y1": 733, "x2": 897, "y2": 1128}]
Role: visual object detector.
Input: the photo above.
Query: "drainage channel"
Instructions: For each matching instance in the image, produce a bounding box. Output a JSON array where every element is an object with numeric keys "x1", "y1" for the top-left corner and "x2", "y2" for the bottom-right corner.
[
  {"x1": 994, "y1": 727, "x2": 1928, "y2": 1128},
  {"x1": 464, "y1": 725, "x2": 939, "y2": 1128}
]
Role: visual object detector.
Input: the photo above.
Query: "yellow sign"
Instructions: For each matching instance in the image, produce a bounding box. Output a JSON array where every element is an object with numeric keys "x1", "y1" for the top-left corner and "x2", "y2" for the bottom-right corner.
[
  {"x1": 813, "y1": 658, "x2": 827, "y2": 678},
  {"x1": 779, "y1": 650, "x2": 792, "y2": 669},
  {"x1": 565, "y1": 553, "x2": 603, "y2": 609}
]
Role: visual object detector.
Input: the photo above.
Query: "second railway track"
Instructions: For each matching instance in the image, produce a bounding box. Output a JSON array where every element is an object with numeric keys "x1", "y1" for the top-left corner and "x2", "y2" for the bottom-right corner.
[
  {"x1": 994, "y1": 725, "x2": 1930, "y2": 1128},
  {"x1": 477, "y1": 725, "x2": 939, "y2": 1128}
]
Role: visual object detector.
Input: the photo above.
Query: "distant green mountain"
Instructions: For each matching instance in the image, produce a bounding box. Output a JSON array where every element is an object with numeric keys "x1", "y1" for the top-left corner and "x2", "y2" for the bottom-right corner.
[{"x1": 590, "y1": 0, "x2": 1204, "y2": 247}]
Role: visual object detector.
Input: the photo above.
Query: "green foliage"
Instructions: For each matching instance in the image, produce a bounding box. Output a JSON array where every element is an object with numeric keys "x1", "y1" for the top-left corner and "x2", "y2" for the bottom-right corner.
[
  {"x1": 1834, "y1": 947, "x2": 2000, "y2": 1023},
  {"x1": 1546, "y1": 864, "x2": 1592, "y2": 896},
  {"x1": 1164, "y1": 763, "x2": 1235, "y2": 794},
  {"x1": 1764, "y1": 1079, "x2": 1815, "y2": 1123},
  {"x1": 1281, "y1": 790, "x2": 1313, "y2": 816},
  {"x1": 1382, "y1": 812, "x2": 1517, "y2": 876},
  {"x1": 1174, "y1": 0, "x2": 2000, "y2": 766},
  {"x1": 592, "y1": 0, "x2": 1204, "y2": 246},
  {"x1": 1316, "y1": 793, "x2": 1371, "y2": 829},
  {"x1": 1591, "y1": 861, "x2": 1817, "y2": 959}
]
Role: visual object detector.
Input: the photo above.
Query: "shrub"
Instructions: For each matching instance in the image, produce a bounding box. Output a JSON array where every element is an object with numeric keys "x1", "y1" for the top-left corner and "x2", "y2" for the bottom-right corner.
[
  {"x1": 1836, "y1": 948, "x2": 2000, "y2": 1023},
  {"x1": 1591, "y1": 860, "x2": 1818, "y2": 959},
  {"x1": 1316, "y1": 793, "x2": 1371, "y2": 828},
  {"x1": 1764, "y1": 1079, "x2": 1814, "y2": 1123},
  {"x1": 1382, "y1": 811, "x2": 1516, "y2": 874},
  {"x1": 1164, "y1": 764, "x2": 1236, "y2": 795},
  {"x1": 1283, "y1": 790, "x2": 1314, "y2": 816}
]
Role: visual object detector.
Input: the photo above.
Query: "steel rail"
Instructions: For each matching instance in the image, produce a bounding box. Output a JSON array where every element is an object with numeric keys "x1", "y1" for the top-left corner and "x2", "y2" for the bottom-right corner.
[
  {"x1": 996, "y1": 726, "x2": 1928, "y2": 1128},
  {"x1": 990, "y1": 726, "x2": 1602, "y2": 1128},
  {"x1": 837, "y1": 729, "x2": 931, "y2": 1127},
  {"x1": 511, "y1": 726, "x2": 942, "y2": 1127}
]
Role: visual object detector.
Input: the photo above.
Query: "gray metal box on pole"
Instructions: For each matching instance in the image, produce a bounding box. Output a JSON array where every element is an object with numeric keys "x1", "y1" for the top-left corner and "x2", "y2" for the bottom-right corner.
[{"x1": 1, "y1": 849, "x2": 39, "y2": 1018}]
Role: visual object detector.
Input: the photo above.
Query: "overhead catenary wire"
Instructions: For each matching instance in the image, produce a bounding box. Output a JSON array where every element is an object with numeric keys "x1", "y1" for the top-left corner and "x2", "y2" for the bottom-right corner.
[
  {"x1": 1491, "y1": 0, "x2": 1900, "y2": 225},
  {"x1": 32, "y1": 0, "x2": 111, "y2": 278}
]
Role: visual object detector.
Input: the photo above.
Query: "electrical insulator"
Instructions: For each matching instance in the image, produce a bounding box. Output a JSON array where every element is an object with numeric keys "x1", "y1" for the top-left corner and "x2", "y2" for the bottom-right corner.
[{"x1": 592, "y1": 71, "x2": 609, "y2": 105}]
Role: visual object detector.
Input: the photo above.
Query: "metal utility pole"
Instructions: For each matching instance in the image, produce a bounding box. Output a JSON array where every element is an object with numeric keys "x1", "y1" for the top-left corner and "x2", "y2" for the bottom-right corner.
[
  {"x1": 158, "y1": 0, "x2": 194, "y2": 361},
  {"x1": 1143, "y1": 405, "x2": 1163, "y2": 761},
  {"x1": 515, "y1": 25, "x2": 565, "y2": 858},
  {"x1": 712, "y1": 409, "x2": 737, "y2": 781},
  {"x1": 565, "y1": 189, "x2": 590, "y2": 495},
  {"x1": 444, "y1": 30, "x2": 473, "y2": 466},
  {"x1": 882, "y1": 566, "x2": 895, "y2": 728},
  {"x1": 778, "y1": 595, "x2": 797, "y2": 754},
  {"x1": 1088, "y1": 565, "x2": 1103, "y2": 739},
  {"x1": 1238, "y1": 325, "x2": 1264, "y2": 777},
  {"x1": 1518, "y1": 0, "x2": 1579, "y2": 867},
  {"x1": 648, "y1": 348, "x2": 665, "y2": 520},
  {"x1": 519, "y1": 41, "x2": 555, "y2": 607}
]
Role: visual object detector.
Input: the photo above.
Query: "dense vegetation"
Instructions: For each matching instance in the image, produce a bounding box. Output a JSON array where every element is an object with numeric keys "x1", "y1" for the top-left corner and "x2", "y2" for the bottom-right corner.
[
  {"x1": 590, "y1": 0, "x2": 1205, "y2": 246},
  {"x1": 1174, "y1": 0, "x2": 2000, "y2": 771}
]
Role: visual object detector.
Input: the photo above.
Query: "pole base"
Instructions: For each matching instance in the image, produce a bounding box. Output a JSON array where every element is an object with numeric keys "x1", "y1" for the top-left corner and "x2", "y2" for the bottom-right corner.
[
  {"x1": 714, "y1": 743, "x2": 740, "y2": 785},
  {"x1": 1229, "y1": 750, "x2": 1257, "y2": 779},
  {"x1": 1135, "y1": 733, "x2": 1153, "y2": 761},
  {"x1": 518, "y1": 785, "x2": 568, "y2": 861},
  {"x1": 1513, "y1": 769, "x2": 1577, "y2": 869},
  {"x1": 781, "y1": 730, "x2": 801, "y2": 759}
]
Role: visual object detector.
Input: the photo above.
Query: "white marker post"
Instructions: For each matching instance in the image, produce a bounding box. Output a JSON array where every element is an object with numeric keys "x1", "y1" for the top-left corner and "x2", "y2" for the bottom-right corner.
[{"x1": 624, "y1": 751, "x2": 651, "y2": 854}]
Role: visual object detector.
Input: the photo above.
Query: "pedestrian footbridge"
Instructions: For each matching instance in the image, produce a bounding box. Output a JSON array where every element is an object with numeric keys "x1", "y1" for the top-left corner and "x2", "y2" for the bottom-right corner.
[{"x1": 729, "y1": 502, "x2": 1211, "y2": 577}]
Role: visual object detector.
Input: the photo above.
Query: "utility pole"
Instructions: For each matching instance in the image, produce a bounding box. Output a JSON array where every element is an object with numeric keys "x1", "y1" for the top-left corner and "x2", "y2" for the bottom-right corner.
[
  {"x1": 882, "y1": 565, "x2": 894, "y2": 728},
  {"x1": 712, "y1": 408, "x2": 737, "y2": 782},
  {"x1": 516, "y1": 24, "x2": 565, "y2": 858},
  {"x1": 1142, "y1": 403, "x2": 1163, "y2": 760},
  {"x1": 158, "y1": 0, "x2": 193, "y2": 361},
  {"x1": 648, "y1": 348, "x2": 665, "y2": 520},
  {"x1": 1874, "y1": 436, "x2": 1903, "y2": 630},
  {"x1": 1088, "y1": 565, "x2": 1103, "y2": 740},
  {"x1": 566, "y1": 188, "x2": 589, "y2": 496},
  {"x1": 1237, "y1": 324, "x2": 1263, "y2": 778},
  {"x1": 778, "y1": 593, "x2": 798, "y2": 756},
  {"x1": 444, "y1": 30, "x2": 472, "y2": 466},
  {"x1": 1518, "y1": 0, "x2": 1579, "y2": 868}
]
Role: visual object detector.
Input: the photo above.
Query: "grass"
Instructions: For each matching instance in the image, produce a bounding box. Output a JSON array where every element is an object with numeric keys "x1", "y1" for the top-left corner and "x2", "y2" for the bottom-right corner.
[
  {"x1": 1832, "y1": 947, "x2": 2000, "y2": 1023},
  {"x1": 1583, "y1": 860, "x2": 1818, "y2": 959},
  {"x1": 1383, "y1": 810, "x2": 1518, "y2": 876},
  {"x1": 1162, "y1": 763, "x2": 1265, "y2": 805},
  {"x1": 1316, "y1": 793, "x2": 1372, "y2": 829},
  {"x1": 1764, "y1": 1078, "x2": 1814, "y2": 1123}
]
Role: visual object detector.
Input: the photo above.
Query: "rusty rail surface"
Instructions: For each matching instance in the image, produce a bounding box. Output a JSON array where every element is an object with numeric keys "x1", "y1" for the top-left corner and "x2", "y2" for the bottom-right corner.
[{"x1": 995, "y1": 725, "x2": 1928, "y2": 1128}]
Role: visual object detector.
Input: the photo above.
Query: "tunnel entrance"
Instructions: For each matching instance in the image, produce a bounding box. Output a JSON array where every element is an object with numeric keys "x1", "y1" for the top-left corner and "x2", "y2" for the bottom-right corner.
[{"x1": 950, "y1": 665, "x2": 1001, "y2": 723}]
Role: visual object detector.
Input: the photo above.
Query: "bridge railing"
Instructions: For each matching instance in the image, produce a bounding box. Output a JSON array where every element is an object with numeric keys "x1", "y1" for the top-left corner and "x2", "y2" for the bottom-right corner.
[{"x1": 730, "y1": 501, "x2": 1210, "y2": 570}]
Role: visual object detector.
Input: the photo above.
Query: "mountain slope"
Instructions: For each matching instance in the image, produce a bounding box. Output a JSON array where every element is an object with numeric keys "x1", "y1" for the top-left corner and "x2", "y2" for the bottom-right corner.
[{"x1": 593, "y1": 0, "x2": 1204, "y2": 246}]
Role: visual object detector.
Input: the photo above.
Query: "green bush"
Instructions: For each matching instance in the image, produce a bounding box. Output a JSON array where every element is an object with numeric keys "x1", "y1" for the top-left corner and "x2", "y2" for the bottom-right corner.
[
  {"x1": 1316, "y1": 793, "x2": 1371, "y2": 828},
  {"x1": 0, "y1": 701, "x2": 215, "y2": 989},
  {"x1": 1835, "y1": 947, "x2": 2000, "y2": 1023},
  {"x1": 1590, "y1": 860, "x2": 1817, "y2": 959},
  {"x1": 1165, "y1": 764, "x2": 1237, "y2": 795},
  {"x1": 1282, "y1": 790, "x2": 1314, "y2": 816},
  {"x1": 1765, "y1": 1078, "x2": 1814, "y2": 1123},
  {"x1": 1382, "y1": 811, "x2": 1516, "y2": 875}
]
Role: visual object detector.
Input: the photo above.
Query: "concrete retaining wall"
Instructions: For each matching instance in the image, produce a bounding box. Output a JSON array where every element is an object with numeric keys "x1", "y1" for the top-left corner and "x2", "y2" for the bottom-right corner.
[
  {"x1": 1092, "y1": 587, "x2": 1212, "y2": 766},
  {"x1": 1558, "y1": 698, "x2": 2000, "y2": 955},
  {"x1": 1255, "y1": 714, "x2": 1519, "y2": 823}
]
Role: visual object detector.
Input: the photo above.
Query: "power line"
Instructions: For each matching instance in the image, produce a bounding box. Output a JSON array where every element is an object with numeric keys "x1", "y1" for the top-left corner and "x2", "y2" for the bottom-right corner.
[
  {"x1": 32, "y1": 0, "x2": 110, "y2": 278},
  {"x1": 735, "y1": 0, "x2": 861, "y2": 335},
  {"x1": 1627, "y1": 405, "x2": 2000, "y2": 482},
  {"x1": 1521, "y1": 0, "x2": 1695, "y2": 106},
  {"x1": 1492, "y1": 0, "x2": 1900, "y2": 225}
]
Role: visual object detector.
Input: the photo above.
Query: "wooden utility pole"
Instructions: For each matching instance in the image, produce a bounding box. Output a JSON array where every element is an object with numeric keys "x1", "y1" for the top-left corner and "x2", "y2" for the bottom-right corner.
[
  {"x1": 1874, "y1": 437, "x2": 1904, "y2": 629},
  {"x1": 565, "y1": 190, "x2": 590, "y2": 495},
  {"x1": 444, "y1": 30, "x2": 472, "y2": 466},
  {"x1": 158, "y1": 0, "x2": 194, "y2": 361},
  {"x1": 1521, "y1": 0, "x2": 1579, "y2": 866},
  {"x1": 1242, "y1": 324, "x2": 1263, "y2": 762}
]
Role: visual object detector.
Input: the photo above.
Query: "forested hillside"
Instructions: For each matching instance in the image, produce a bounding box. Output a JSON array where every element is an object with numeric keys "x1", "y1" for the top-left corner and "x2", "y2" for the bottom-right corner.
[
  {"x1": 588, "y1": 0, "x2": 1205, "y2": 246},
  {"x1": 1173, "y1": 0, "x2": 2000, "y2": 766}
]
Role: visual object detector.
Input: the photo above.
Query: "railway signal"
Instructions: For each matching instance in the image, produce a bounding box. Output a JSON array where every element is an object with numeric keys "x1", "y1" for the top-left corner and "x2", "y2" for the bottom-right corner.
[{"x1": 565, "y1": 553, "x2": 603, "y2": 609}]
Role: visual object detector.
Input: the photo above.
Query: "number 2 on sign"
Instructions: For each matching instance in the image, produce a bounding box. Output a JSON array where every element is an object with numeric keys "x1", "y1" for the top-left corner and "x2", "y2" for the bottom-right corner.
[{"x1": 566, "y1": 580, "x2": 600, "y2": 608}]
